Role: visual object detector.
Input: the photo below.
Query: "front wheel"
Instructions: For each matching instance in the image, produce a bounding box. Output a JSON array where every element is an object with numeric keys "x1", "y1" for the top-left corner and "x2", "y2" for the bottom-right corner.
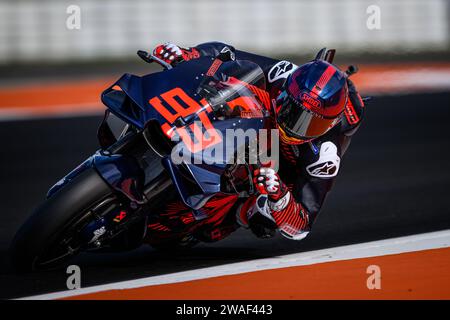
[{"x1": 9, "y1": 168, "x2": 114, "y2": 272}]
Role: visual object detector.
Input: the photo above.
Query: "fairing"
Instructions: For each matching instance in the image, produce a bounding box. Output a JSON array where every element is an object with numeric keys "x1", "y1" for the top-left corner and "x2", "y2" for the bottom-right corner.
[{"x1": 101, "y1": 57, "x2": 272, "y2": 210}]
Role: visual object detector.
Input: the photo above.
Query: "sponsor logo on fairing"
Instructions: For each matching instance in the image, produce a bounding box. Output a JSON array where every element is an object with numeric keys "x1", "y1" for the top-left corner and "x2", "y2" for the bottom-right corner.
[
  {"x1": 89, "y1": 226, "x2": 106, "y2": 243},
  {"x1": 113, "y1": 210, "x2": 127, "y2": 223},
  {"x1": 206, "y1": 59, "x2": 222, "y2": 76},
  {"x1": 268, "y1": 61, "x2": 296, "y2": 83}
]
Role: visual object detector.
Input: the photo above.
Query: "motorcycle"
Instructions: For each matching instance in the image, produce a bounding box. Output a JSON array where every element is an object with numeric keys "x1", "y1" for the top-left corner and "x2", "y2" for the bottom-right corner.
[{"x1": 10, "y1": 49, "x2": 272, "y2": 271}]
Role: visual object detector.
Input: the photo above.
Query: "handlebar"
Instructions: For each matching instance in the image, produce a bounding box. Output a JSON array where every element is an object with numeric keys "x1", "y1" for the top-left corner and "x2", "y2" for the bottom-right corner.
[{"x1": 137, "y1": 50, "x2": 173, "y2": 70}]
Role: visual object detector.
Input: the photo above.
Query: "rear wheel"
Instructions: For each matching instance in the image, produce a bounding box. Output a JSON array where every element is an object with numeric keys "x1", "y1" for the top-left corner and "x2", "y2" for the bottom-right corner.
[{"x1": 9, "y1": 168, "x2": 114, "y2": 272}]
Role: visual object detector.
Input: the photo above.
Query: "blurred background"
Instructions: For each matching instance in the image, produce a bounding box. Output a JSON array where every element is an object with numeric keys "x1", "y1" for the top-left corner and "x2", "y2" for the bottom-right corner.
[
  {"x1": 0, "y1": 0, "x2": 449, "y2": 61},
  {"x1": 0, "y1": 0, "x2": 449, "y2": 299},
  {"x1": 0, "y1": 0, "x2": 449, "y2": 82}
]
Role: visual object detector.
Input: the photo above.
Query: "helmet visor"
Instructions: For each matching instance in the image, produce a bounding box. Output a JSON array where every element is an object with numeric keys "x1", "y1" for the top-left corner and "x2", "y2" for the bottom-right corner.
[{"x1": 276, "y1": 92, "x2": 336, "y2": 140}]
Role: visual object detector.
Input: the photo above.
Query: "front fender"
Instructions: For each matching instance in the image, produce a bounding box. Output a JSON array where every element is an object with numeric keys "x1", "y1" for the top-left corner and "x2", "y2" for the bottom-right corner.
[
  {"x1": 47, "y1": 157, "x2": 94, "y2": 198},
  {"x1": 47, "y1": 152, "x2": 145, "y2": 204},
  {"x1": 93, "y1": 153, "x2": 145, "y2": 204}
]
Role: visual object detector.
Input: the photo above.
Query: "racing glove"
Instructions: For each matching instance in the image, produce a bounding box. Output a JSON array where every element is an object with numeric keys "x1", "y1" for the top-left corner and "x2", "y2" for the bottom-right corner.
[
  {"x1": 253, "y1": 167, "x2": 310, "y2": 240},
  {"x1": 152, "y1": 42, "x2": 200, "y2": 66},
  {"x1": 254, "y1": 167, "x2": 288, "y2": 201},
  {"x1": 236, "y1": 195, "x2": 277, "y2": 239}
]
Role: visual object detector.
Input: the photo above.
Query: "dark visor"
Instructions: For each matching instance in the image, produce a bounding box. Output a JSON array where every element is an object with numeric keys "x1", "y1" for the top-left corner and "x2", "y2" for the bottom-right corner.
[{"x1": 276, "y1": 91, "x2": 336, "y2": 139}]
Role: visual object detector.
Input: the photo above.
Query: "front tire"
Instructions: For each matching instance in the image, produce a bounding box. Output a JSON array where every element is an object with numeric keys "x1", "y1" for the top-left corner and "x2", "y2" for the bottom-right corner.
[{"x1": 9, "y1": 168, "x2": 113, "y2": 272}]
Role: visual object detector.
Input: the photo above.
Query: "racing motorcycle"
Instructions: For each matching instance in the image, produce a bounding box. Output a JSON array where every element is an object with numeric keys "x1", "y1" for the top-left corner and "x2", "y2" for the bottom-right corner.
[{"x1": 10, "y1": 48, "x2": 272, "y2": 271}]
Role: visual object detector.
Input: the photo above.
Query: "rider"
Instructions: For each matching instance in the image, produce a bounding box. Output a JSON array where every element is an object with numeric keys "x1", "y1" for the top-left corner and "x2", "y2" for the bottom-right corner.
[{"x1": 151, "y1": 42, "x2": 365, "y2": 241}]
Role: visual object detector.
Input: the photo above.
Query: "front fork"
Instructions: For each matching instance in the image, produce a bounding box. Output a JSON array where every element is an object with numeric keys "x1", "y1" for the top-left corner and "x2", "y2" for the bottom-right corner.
[{"x1": 45, "y1": 151, "x2": 148, "y2": 250}]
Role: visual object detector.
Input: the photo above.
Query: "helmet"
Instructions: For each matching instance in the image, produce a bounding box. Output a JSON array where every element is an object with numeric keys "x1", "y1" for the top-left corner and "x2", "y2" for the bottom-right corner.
[{"x1": 276, "y1": 56, "x2": 348, "y2": 144}]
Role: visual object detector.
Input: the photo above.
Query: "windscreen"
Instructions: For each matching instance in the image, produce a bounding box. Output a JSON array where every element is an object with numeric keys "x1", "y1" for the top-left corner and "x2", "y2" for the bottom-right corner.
[{"x1": 196, "y1": 60, "x2": 269, "y2": 120}]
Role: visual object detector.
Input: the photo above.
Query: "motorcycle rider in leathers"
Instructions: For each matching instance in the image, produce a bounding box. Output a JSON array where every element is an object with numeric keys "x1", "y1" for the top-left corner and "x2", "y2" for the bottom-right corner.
[{"x1": 151, "y1": 42, "x2": 365, "y2": 241}]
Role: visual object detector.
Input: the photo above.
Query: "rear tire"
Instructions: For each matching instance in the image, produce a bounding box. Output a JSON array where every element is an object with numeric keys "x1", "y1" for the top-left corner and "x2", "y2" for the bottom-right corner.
[{"x1": 9, "y1": 168, "x2": 113, "y2": 272}]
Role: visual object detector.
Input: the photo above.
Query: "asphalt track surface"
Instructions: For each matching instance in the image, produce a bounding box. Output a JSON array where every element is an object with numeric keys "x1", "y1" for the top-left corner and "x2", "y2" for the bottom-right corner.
[{"x1": 0, "y1": 91, "x2": 449, "y2": 299}]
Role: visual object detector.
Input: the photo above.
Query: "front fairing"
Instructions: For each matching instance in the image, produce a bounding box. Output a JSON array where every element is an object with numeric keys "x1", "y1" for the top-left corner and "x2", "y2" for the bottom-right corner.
[
  {"x1": 102, "y1": 57, "x2": 268, "y2": 129},
  {"x1": 101, "y1": 58, "x2": 209, "y2": 129},
  {"x1": 102, "y1": 57, "x2": 272, "y2": 211}
]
